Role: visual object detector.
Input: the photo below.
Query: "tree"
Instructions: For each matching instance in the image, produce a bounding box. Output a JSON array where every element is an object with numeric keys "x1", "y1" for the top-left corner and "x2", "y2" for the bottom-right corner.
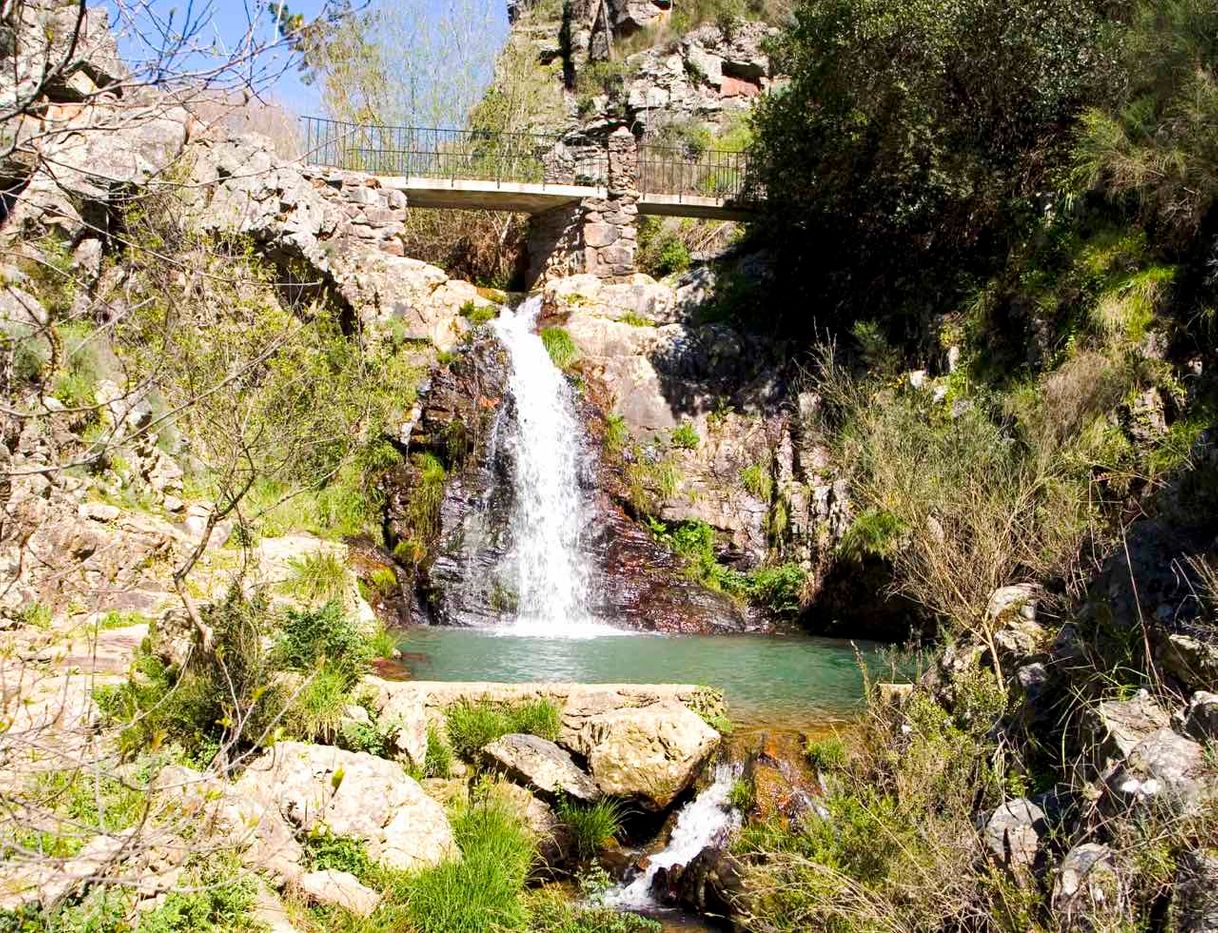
[{"x1": 747, "y1": 0, "x2": 1114, "y2": 337}]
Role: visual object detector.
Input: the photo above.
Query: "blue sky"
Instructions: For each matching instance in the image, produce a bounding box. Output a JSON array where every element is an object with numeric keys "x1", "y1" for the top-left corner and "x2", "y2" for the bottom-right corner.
[{"x1": 108, "y1": 0, "x2": 510, "y2": 119}]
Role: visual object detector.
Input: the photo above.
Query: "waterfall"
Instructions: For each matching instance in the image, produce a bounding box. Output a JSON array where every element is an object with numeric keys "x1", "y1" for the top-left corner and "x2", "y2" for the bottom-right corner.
[
  {"x1": 605, "y1": 762, "x2": 743, "y2": 909},
  {"x1": 491, "y1": 295, "x2": 609, "y2": 636}
]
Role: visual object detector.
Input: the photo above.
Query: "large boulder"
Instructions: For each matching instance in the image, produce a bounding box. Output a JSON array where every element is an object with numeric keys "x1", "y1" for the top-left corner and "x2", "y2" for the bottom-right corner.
[
  {"x1": 482, "y1": 733, "x2": 601, "y2": 801},
  {"x1": 228, "y1": 742, "x2": 457, "y2": 877},
  {"x1": 561, "y1": 700, "x2": 720, "y2": 808}
]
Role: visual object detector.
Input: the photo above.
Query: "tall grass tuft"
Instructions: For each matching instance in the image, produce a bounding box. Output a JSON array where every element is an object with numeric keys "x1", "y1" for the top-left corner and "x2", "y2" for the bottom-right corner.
[
  {"x1": 556, "y1": 797, "x2": 627, "y2": 859},
  {"x1": 444, "y1": 698, "x2": 562, "y2": 759},
  {"x1": 405, "y1": 794, "x2": 535, "y2": 932},
  {"x1": 280, "y1": 550, "x2": 350, "y2": 605}
]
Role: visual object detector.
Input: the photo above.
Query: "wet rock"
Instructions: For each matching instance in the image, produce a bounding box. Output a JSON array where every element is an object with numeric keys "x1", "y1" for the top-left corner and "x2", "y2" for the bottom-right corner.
[
  {"x1": 656, "y1": 847, "x2": 748, "y2": 920},
  {"x1": 482, "y1": 733, "x2": 601, "y2": 801},
  {"x1": 745, "y1": 731, "x2": 820, "y2": 826},
  {"x1": 561, "y1": 700, "x2": 719, "y2": 809},
  {"x1": 297, "y1": 869, "x2": 380, "y2": 917},
  {"x1": 1080, "y1": 691, "x2": 1171, "y2": 766},
  {"x1": 982, "y1": 798, "x2": 1046, "y2": 872},
  {"x1": 1051, "y1": 843, "x2": 1125, "y2": 930}
]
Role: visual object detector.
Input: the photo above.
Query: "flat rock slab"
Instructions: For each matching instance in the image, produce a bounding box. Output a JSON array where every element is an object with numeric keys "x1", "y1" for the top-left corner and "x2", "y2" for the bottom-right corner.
[{"x1": 483, "y1": 733, "x2": 600, "y2": 801}]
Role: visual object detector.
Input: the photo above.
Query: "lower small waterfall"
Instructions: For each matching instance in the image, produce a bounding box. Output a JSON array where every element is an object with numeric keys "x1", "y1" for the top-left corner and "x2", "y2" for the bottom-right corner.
[
  {"x1": 491, "y1": 295, "x2": 606, "y2": 636},
  {"x1": 605, "y1": 762, "x2": 743, "y2": 909}
]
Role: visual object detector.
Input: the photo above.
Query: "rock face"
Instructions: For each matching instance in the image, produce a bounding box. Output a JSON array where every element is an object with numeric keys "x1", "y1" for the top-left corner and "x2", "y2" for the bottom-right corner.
[
  {"x1": 227, "y1": 742, "x2": 457, "y2": 877},
  {"x1": 562, "y1": 700, "x2": 721, "y2": 809},
  {"x1": 483, "y1": 733, "x2": 601, "y2": 801}
]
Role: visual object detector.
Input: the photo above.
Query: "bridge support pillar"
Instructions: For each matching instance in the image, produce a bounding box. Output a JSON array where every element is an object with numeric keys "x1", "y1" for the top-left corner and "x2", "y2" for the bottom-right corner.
[{"x1": 526, "y1": 126, "x2": 640, "y2": 286}]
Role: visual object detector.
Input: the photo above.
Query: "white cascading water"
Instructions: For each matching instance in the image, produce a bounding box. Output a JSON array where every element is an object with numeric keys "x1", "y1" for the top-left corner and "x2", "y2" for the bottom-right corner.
[
  {"x1": 491, "y1": 296, "x2": 611, "y2": 636},
  {"x1": 605, "y1": 762, "x2": 743, "y2": 909}
]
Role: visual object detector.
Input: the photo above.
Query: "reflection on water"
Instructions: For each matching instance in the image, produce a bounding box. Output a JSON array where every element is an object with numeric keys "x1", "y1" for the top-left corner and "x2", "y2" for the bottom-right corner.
[{"x1": 395, "y1": 628, "x2": 886, "y2": 728}]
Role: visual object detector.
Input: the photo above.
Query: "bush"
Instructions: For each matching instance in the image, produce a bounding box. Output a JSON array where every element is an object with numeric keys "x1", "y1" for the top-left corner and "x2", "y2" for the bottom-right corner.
[
  {"x1": 444, "y1": 698, "x2": 562, "y2": 760},
  {"x1": 805, "y1": 736, "x2": 848, "y2": 772},
  {"x1": 540, "y1": 326, "x2": 578, "y2": 370},
  {"x1": 556, "y1": 797, "x2": 627, "y2": 859},
  {"x1": 749, "y1": 0, "x2": 1113, "y2": 335},
  {"x1": 275, "y1": 599, "x2": 375, "y2": 686}
]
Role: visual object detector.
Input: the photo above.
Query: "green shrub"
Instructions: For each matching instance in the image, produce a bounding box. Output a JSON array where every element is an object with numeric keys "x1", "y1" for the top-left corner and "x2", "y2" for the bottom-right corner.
[
  {"x1": 280, "y1": 550, "x2": 350, "y2": 605},
  {"x1": 837, "y1": 508, "x2": 906, "y2": 561},
  {"x1": 137, "y1": 852, "x2": 260, "y2": 933},
  {"x1": 805, "y1": 736, "x2": 848, "y2": 772},
  {"x1": 275, "y1": 599, "x2": 374, "y2": 686},
  {"x1": 444, "y1": 698, "x2": 561, "y2": 760},
  {"x1": 557, "y1": 797, "x2": 627, "y2": 859},
  {"x1": 304, "y1": 832, "x2": 376, "y2": 879},
  {"x1": 96, "y1": 592, "x2": 282, "y2": 764},
  {"x1": 460, "y1": 300, "x2": 498, "y2": 325},
  {"x1": 540, "y1": 326, "x2": 578, "y2": 370},
  {"x1": 670, "y1": 421, "x2": 700, "y2": 450}
]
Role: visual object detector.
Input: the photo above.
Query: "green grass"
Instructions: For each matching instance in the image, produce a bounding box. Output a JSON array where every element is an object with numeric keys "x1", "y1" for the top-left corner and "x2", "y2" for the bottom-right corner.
[
  {"x1": 424, "y1": 725, "x2": 454, "y2": 778},
  {"x1": 443, "y1": 698, "x2": 562, "y2": 760},
  {"x1": 556, "y1": 797, "x2": 627, "y2": 860},
  {"x1": 405, "y1": 795, "x2": 535, "y2": 932},
  {"x1": 281, "y1": 550, "x2": 351, "y2": 605},
  {"x1": 740, "y1": 460, "x2": 773, "y2": 500},
  {"x1": 285, "y1": 665, "x2": 353, "y2": 742},
  {"x1": 670, "y1": 421, "x2": 700, "y2": 450},
  {"x1": 459, "y1": 300, "x2": 498, "y2": 325},
  {"x1": 728, "y1": 777, "x2": 755, "y2": 811},
  {"x1": 540, "y1": 326, "x2": 578, "y2": 370},
  {"x1": 805, "y1": 736, "x2": 848, "y2": 772}
]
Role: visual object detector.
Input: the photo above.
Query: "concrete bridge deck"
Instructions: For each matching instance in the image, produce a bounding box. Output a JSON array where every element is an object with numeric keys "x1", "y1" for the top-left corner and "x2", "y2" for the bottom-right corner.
[{"x1": 369, "y1": 175, "x2": 754, "y2": 221}]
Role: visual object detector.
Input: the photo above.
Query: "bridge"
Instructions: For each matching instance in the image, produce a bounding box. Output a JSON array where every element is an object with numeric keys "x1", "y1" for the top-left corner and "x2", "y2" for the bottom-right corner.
[{"x1": 299, "y1": 116, "x2": 756, "y2": 222}]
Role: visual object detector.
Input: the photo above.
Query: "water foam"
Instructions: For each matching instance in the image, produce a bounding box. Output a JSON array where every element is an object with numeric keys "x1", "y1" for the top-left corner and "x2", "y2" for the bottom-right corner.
[
  {"x1": 604, "y1": 762, "x2": 743, "y2": 908},
  {"x1": 491, "y1": 296, "x2": 616, "y2": 637}
]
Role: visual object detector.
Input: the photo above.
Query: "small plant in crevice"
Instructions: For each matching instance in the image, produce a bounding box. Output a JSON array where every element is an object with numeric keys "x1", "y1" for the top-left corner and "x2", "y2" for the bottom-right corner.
[
  {"x1": 557, "y1": 797, "x2": 627, "y2": 860},
  {"x1": 805, "y1": 736, "x2": 848, "y2": 773},
  {"x1": 728, "y1": 777, "x2": 755, "y2": 811},
  {"x1": 670, "y1": 420, "x2": 701, "y2": 450},
  {"x1": 540, "y1": 325, "x2": 578, "y2": 370}
]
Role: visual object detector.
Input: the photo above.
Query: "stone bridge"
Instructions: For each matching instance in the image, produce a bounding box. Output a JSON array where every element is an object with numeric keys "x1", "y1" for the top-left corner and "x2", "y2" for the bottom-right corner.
[{"x1": 300, "y1": 117, "x2": 756, "y2": 283}]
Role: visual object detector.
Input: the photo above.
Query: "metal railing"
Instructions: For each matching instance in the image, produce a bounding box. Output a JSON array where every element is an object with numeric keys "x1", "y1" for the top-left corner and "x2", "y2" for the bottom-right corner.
[
  {"x1": 299, "y1": 115, "x2": 754, "y2": 203},
  {"x1": 637, "y1": 143, "x2": 750, "y2": 201},
  {"x1": 300, "y1": 116, "x2": 567, "y2": 185}
]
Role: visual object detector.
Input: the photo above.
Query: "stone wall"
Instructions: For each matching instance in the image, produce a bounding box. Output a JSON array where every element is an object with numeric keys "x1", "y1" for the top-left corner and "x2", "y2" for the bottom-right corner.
[{"x1": 526, "y1": 125, "x2": 641, "y2": 284}]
